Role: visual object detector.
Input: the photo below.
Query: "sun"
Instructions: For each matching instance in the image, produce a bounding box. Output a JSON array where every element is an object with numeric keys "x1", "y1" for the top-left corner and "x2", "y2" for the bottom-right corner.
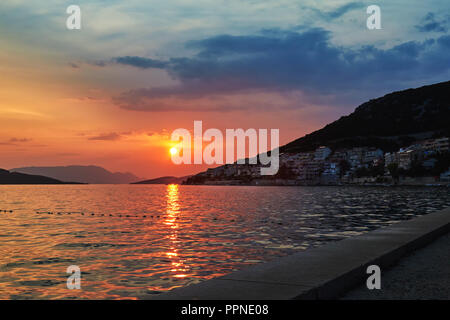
[{"x1": 170, "y1": 147, "x2": 177, "y2": 155}]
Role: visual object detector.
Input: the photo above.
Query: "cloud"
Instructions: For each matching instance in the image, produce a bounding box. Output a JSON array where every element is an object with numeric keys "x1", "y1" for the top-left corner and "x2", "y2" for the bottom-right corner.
[
  {"x1": 86, "y1": 130, "x2": 162, "y2": 142},
  {"x1": 311, "y1": 2, "x2": 364, "y2": 20},
  {"x1": 114, "y1": 88, "x2": 307, "y2": 112},
  {"x1": 415, "y1": 12, "x2": 449, "y2": 33},
  {"x1": 0, "y1": 108, "x2": 47, "y2": 119},
  {"x1": 114, "y1": 56, "x2": 168, "y2": 69},
  {"x1": 9, "y1": 137, "x2": 32, "y2": 143},
  {"x1": 56, "y1": 152, "x2": 80, "y2": 157},
  {"x1": 76, "y1": 60, "x2": 109, "y2": 68},
  {"x1": 61, "y1": 96, "x2": 108, "y2": 104},
  {"x1": 0, "y1": 137, "x2": 32, "y2": 146},
  {"x1": 76, "y1": 57, "x2": 168, "y2": 70},
  {"x1": 111, "y1": 27, "x2": 450, "y2": 112},
  {"x1": 88, "y1": 132, "x2": 122, "y2": 141}
]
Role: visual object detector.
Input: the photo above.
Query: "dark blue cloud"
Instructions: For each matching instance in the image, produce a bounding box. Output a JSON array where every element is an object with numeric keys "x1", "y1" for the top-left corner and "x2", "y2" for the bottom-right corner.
[
  {"x1": 438, "y1": 35, "x2": 450, "y2": 47},
  {"x1": 114, "y1": 56, "x2": 168, "y2": 69},
  {"x1": 113, "y1": 28, "x2": 450, "y2": 111},
  {"x1": 415, "y1": 12, "x2": 448, "y2": 33}
]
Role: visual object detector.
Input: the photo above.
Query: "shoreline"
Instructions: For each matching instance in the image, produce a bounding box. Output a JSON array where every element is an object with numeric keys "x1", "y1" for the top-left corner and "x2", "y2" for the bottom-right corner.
[
  {"x1": 147, "y1": 206, "x2": 450, "y2": 300},
  {"x1": 183, "y1": 175, "x2": 448, "y2": 187},
  {"x1": 182, "y1": 182, "x2": 450, "y2": 187}
]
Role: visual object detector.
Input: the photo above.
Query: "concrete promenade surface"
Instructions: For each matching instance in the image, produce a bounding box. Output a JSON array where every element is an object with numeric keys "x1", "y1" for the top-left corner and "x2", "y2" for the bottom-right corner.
[
  {"x1": 342, "y1": 231, "x2": 450, "y2": 299},
  {"x1": 148, "y1": 207, "x2": 450, "y2": 300}
]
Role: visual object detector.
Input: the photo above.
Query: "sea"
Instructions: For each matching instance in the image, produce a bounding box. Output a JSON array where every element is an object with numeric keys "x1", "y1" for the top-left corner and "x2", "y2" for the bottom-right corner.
[{"x1": 0, "y1": 184, "x2": 449, "y2": 299}]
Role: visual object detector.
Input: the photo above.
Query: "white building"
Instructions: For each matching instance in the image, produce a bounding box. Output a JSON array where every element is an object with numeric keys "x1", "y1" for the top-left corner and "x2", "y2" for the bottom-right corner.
[
  {"x1": 421, "y1": 137, "x2": 449, "y2": 152},
  {"x1": 347, "y1": 147, "x2": 367, "y2": 168},
  {"x1": 363, "y1": 149, "x2": 384, "y2": 164},
  {"x1": 398, "y1": 150, "x2": 416, "y2": 170},
  {"x1": 321, "y1": 162, "x2": 340, "y2": 184},
  {"x1": 314, "y1": 146, "x2": 332, "y2": 161}
]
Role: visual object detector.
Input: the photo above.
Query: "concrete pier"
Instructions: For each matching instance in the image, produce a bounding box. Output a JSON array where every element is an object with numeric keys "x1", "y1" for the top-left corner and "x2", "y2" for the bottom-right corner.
[{"x1": 149, "y1": 207, "x2": 450, "y2": 300}]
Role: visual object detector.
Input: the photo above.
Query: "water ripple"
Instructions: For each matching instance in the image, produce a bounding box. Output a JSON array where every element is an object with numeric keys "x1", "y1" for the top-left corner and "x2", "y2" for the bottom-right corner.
[{"x1": 0, "y1": 184, "x2": 449, "y2": 299}]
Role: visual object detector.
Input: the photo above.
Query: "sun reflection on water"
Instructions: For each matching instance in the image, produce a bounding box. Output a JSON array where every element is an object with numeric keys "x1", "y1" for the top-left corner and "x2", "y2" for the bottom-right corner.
[{"x1": 163, "y1": 184, "x2": 189, "y2": 280}]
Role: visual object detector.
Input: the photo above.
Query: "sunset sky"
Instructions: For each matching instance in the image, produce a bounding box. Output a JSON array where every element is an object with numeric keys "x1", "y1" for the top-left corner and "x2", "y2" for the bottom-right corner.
[{"x1": 1, "y1": 0, "x2": 449, "y2": 178}]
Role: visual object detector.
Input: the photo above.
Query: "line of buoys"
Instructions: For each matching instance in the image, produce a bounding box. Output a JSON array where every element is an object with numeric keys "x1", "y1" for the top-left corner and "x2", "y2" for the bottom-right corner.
[
  {"x1": 32, "y1": 210, "x2": 179, "y2": 220},
  {"x1": 28, "y1": 210, "x2": 283, "y2": 227},
  {"x1": 0, "y1": 210, "x2": 13, "y2": 213}
]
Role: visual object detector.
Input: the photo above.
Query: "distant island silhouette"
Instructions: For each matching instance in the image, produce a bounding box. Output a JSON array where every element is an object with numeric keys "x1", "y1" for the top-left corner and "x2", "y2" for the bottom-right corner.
[
  {"x1": 132, "y1": 176, "x2": 191, "y2": 185},
  {"x1": 10, "y1": 165, "x2": 141, "y2": 184},
  {"x1": 0, "y1": 169, "x2": 81, "y2": 184}
]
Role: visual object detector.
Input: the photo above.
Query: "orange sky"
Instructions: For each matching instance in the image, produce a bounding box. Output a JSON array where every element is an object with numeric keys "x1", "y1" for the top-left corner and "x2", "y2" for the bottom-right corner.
[
  {"x1": 0, "y1": 41, "x2": 337, "y2": 178},
  {"x1": 2, "y1": 1, "x2": 447, "y2": 178},
  {"x1": 0, "y1": 66, "x2": 332, "y2": 178}
]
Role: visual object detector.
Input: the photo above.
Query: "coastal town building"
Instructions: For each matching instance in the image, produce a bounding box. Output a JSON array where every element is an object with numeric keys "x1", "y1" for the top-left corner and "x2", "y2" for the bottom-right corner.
[
  {"x1": 314, "y1": 147, "x2": 332, "y2": 161},
  {"x1": 187, "y1": 135, "x2": 450, "y2": 185},
  {"x1": 421, "y1": 137, "x2": 449, "y2": 153},
  {"x1": 347, "y1": 147, "x2": 366, "y2": 168},
  {"x1": 440, "y1": 168, "x2": 450, "y2": 182},
  {"x1": 321, "y1": 162, "x2": 340, "y2": 184},
  {"x1": 363, "y1": 149, "x2": 384, "y2": 164},
  {"x1": 328, "y1": 150, "x2": 347, "y2": 163},
  {"x1": 384, "y1": 152, "x2": 398, "y2": 167},
  {"x1": 398, "y1": 150, "x2": 415, "y2": 170},
  {"x1": 298, "y1": 160, "x2": 323, "y2": 182}
]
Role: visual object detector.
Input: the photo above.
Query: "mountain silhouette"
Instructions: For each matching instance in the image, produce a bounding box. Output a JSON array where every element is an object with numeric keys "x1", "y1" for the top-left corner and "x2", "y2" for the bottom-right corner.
[
  {"x1": 0, "y1": 168, "x2": 79, "y2": 184},
  {"x1": 10, "y1": 165, "x2": 141, "y2": 184},
  {"x1": 282, "y1": 80, "x2": 450, "y2": 153}
]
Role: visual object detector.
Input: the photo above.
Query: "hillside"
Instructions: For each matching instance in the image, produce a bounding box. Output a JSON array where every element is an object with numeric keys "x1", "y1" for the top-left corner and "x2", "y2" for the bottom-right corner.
[
  {"x1": 10, "y1": 165, "x2": 141, "y2": 184},
  {"x1": 0, "y1": 169, "x2": 78, "y2": 184},
  {"x1": 132, "y1": 176, "x2": 190, "y2": 185},
  {"x1": 282, "y1": 81, "x2": 450, "y2": 153}
]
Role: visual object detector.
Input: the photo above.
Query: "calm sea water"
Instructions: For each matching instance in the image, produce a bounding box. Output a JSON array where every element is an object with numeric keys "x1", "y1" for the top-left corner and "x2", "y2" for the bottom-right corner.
[{"x1": 0, "y1": 184, "x2": 449, "y2": 299}]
